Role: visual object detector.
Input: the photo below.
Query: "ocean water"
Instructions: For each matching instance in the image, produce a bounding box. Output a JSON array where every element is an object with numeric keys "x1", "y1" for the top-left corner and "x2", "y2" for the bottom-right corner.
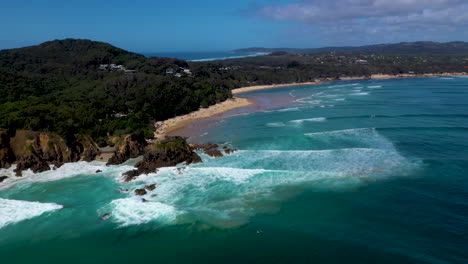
[
  {"x1": 143, "y1": 51, "x2": 268, "y2": 61},
  {"x1": 1, "y1": 77, "x2": 468, "y2": 263}
]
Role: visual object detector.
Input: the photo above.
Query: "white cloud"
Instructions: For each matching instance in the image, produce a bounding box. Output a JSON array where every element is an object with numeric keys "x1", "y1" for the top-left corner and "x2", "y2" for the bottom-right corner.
[{"x1": 254, "y1": 0, "x2": 468, "y2": 45}]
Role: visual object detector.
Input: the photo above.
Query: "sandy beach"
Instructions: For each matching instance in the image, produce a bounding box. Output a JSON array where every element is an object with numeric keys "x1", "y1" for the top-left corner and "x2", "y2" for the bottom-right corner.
[
  {"x1": 154, "y1": 97, "x2": 256, "y2": 140},
  {"x1": 155, "y1": 72, "x2": 467, "y2": 140}
]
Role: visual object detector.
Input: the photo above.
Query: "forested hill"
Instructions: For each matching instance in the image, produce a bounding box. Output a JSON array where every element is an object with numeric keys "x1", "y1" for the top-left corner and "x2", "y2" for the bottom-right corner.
[
  {"x1": 233, "y1": 41, "x2": 468, "y2": 55},
  {"x1": 0, "y1": 39, "x2": 232, "y2": 145}
]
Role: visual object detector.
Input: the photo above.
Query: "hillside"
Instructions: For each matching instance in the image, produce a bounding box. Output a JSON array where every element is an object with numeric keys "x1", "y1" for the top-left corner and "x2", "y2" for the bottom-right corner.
[
  {"x1": 233, "y1": 41, "x2": 468, "y2": 56},
  {"x1": 0, "y1": 39, "x2": 231, "y2": 144}
]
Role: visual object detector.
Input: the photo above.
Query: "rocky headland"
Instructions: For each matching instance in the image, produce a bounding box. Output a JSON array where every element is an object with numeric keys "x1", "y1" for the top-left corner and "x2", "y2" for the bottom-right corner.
[{"x1": 0, "y1": 129, "x2": 238, "y2": 184}]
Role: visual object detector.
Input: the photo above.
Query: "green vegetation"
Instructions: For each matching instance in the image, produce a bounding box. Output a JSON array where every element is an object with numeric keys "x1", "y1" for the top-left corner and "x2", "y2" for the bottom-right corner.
[{"x1": 0, "y1": 39, "x2": 231, "y2": 142}]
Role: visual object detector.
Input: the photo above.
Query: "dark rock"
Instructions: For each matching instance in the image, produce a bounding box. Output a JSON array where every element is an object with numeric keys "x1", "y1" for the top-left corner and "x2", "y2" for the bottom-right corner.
[
  {"x1": 134, "y1": 189, "x2": 147, "y2": 196},
  {"x1": 122, "y1": 169, "x2": 144, "y2": 182},
  {"x1": 141, "y1": 198, "x2": 148, "y2": 202},
  {"x1": 107, "y1": 134, "x2": 148, "y2": 165},
  {"x1": 83, "y1": 148, "x2": 99, "y2": 162},
  {"x1": 0, "y1": 130, "x2": 14, "y2": 169},
  {"x1": 0, "y1": 176, "x2": 8, "y2": 183},
  {"x1": 124, "y1": 137, "x2": 202, "y2": 181},
  {"x1": 118, "y1": 187, "x2": 129, "y2": 193},
  {"x1": 96, "y1": 170, "x2": 102, "y2": 173},
  {"x1": 145, "y1": 184, "x2": 157, "y2": 191},
  {"x1": 225, "y1": 148, "x2": 238, "y2": 155},
  {"x1": 6, "y1": 130, "x2": 102, "y2": 176},
  {"x1": 53, "y1": 161, "x2": 64, "y2": 168},
  {"x1": 205, "y1": 149, "x2": 223, "y2": 158},
  {"x1": 15, "y1": 155, "x2": 50, "y2": 176},
  {"x1": 101, "y1": 213, "x2": 111, "y2": 220},
  {"x1": 190, "y1": 143, "x2": 219, "y2": 151}
]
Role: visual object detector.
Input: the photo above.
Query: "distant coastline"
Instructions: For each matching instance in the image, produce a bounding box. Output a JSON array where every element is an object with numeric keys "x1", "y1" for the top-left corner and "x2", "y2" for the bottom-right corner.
[{"x1": 232, "y1": 72, "x2": 467, "y2": 94}]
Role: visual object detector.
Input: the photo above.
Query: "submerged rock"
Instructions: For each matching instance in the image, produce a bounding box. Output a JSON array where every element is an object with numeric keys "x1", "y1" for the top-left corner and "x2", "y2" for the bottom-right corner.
[
  {"x1": 205, "y1": 149, "x2": 223, "y2": 158},
  {"x1": 96, "y1": 170, "x2": 102, "y2": 173},
  {"x1": 190, "y1": 143, "x2": 218, "y2": 151},
  {"x1": 145, "y1": 184, "x2": 157, "y2": 191},
  {"x1": 118, "y1": 187, "x2": 129, "y2": 193},
  {"x1": 101, "y1": 213, "x2": 111, "y2": 220},
  {"x1": 134, "y1": 189, "x2": 147, "y2": 196},
  {"x1": 122, "y1": 169, "x2": 142, "y2": 182},
  {"x1": 224, "y1": 148, "x2": 238, "y2": 155},
  {"x1": 0, "y1": 176, "x2": 8, "y2": 183}
]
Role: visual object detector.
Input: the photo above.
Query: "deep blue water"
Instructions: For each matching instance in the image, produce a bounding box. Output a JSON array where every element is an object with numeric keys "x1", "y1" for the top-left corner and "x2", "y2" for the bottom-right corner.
[
  {"x1": 143, "y1": 51, "x2": 268, "y2": 61},
  {"x1": 0, "y1": 77, "x2": 467, "y2": 263}
]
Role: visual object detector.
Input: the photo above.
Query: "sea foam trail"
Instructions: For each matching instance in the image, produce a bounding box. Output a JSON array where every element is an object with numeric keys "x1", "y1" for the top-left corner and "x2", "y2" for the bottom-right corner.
[
  {"x1": 266, "y1": 122, "x2": 286, "y2": 127},
  {"x1": 0, "y1": 198, "x2": 63, "y2": 229},
  {"x1": 290, "y1": 117, "x2": 326, "y2": 124}
]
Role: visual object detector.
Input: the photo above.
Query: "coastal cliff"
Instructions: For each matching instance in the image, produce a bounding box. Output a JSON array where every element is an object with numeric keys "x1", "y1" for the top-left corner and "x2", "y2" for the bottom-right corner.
[
  {"x1": 106, "y1": 134, "x2": 148, "y2": 165},
  {"x1": 0, "y1": 130, "x2": 205, "y2": 179},
  {"x1": 0, "y1": 130, "x2": 100, "y2": 176}
]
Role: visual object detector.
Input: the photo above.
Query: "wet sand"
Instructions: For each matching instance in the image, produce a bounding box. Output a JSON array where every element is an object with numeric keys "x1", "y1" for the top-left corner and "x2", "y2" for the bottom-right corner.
[
  {"x1": 154, "y1": 97, "x2": 256, "y2": 140},
  {"x1": 169, "y1": 91, "x2": 299, "y2": 142}
]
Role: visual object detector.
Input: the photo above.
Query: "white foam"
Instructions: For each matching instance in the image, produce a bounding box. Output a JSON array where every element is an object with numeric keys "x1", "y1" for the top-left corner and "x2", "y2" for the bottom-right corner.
[
  {"x1": 0, "y1": 198, "x2": 63, "y2": 229},
  {"x1": 368, "y1": 85, "x2": 382, "y2": 89},
  {"x1": 290, "y1": 117, "x2": 326, "y2": 124},
  {"x1": 266, "y1": 122, "x2": 286, "y2": 127},
  {"x1": 350, "y1": 92, "x2": 369, "y2": 96},
  {"x1": 276, "y1": 107, "x2": 300, "y2": 112},
  {"x1": 0, "y1": 161, "x2": 134, "y2": 190},
  {"x1": 328, "y1": 83, "x2": 358, "y2": 88},
  {"x1": 107, "y1": 198, "x2": 181, "y2": 227},
  {"x1": 100, "y1": 127, "x2": 419, "y2": 228},
  {"x1": 296, "y1": 92, "x2": 323, "y2": 103},
  {"x1": 334, "y1": 98, "x2": 346, "y2": 101}
]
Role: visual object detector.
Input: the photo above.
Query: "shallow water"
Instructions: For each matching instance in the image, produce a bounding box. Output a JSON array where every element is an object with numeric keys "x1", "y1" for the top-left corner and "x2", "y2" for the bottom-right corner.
[{"x1": 1, "y1": 77, "x2": 467, "y2": 263}]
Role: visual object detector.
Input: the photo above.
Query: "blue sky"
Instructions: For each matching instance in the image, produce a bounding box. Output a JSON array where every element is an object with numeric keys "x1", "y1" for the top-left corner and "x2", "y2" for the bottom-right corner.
[{"x1": 1, "y1": 0, "x2": 467, "y2": 52}]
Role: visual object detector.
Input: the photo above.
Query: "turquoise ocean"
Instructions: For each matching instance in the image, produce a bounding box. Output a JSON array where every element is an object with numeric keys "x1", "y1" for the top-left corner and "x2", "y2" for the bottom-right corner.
[{"x1": 1, "y1": 77, "x2": 467, "y2": 263}]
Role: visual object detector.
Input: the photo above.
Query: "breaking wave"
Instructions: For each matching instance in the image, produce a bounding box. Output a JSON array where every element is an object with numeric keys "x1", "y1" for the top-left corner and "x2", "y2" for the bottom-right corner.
[
  {"x1": 0, "y1": 161, "x2": 134, "y2": 190},
  {"x1": 0, "y1": 198, "x2": 63, "y2": 229},
  {"x1": 102, "y1": 127, "x2": 419, "y2": 228}
]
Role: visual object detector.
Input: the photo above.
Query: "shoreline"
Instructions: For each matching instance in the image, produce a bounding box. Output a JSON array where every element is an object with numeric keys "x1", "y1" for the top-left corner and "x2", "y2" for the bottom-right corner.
[
  {"x1": 232, "y1": 72, "x2": 467, "y2": 95},
  {"x1": 156, "y1": 72, "x2": 467, "y2": 139},
  {"x1": 154, "y1": 97, "x2": 257, "y2": 140}
]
